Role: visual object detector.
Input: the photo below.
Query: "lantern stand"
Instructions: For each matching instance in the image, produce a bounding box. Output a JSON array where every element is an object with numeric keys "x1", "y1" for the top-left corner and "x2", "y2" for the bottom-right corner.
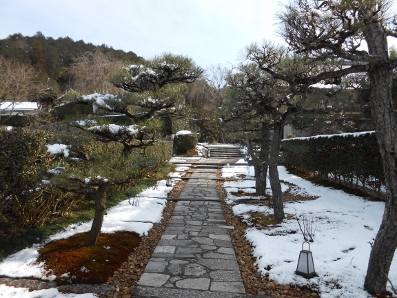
[{"x1": 295, "y1": 241, "x2": 316, "y2": 279}]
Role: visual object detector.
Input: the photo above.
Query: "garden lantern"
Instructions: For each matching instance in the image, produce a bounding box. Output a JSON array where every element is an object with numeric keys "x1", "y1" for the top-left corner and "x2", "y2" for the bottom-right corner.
[
  {"x1": 295, "y1": 241, "x2": 316, "y2": 279},
  {"x1": 166, "y1": 177, "x2": 172, "y2": 187}
]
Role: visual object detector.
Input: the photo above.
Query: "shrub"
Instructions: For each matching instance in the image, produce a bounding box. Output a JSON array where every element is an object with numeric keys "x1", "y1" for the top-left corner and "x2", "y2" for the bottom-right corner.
[
  {"x1": 173, "y1": 130, "x2": 197, "y2": 155},
  {"x1": 0, "y1": 128, "x2": 53, "y2": 199},
  {"x1": 0, "y1": 128, "x2": 82, "y2": 235}
]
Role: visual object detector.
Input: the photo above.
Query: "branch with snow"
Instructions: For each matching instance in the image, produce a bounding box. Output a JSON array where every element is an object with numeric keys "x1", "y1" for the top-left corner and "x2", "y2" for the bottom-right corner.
[
  {"x1": 80, "y1": 93, "x2": 121, "y2": 113},
  {"x1": 111, "y1": 54, "x2": 202, "y2": 93}
]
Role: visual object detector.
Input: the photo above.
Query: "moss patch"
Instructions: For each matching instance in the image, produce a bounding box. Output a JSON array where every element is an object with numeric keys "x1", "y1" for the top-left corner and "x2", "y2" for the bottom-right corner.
[
  {"x1": 230, "y1": 190, "x2": 259, "y2": 197},
  {"x1": 250, "y1": 212, "x2": 280, "y2": 226},
  {"x1": 38, "y1": 231, "x2": 141, "y2": 284},
  {"x1": 250, "y1": 212, "x2": 294, "y2": 227}
]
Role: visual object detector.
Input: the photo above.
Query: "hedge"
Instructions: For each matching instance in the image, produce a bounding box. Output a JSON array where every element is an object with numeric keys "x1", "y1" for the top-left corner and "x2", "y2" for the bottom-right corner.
[
  {"x1": 282, "y1": 131, "x2": 385, "y2": 198},
  {"x1": 173, "y1": 131, "x2": 198, "y2": 155}
]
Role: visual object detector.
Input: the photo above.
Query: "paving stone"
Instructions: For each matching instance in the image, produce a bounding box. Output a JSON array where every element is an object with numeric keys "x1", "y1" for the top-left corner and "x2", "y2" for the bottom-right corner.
[
  {"x1": 209, "y1": 234, "x2": 231, "y2": 241},
  {"x1": 154, "y1": 246, "x2": 176, "y2": 254},
  {"x1": 198, "y1": 258, "x2": 240, "y2": 271},
  {"x1": 210, "y1": 281, "x2": 246, "y2": 293},
  {"x1": 184, "y1": 263, "x2": 207, "y2": 277},
  {"x1": 185, "y1": 220, "x2": 203, "y2": 225},
  {"x1": 167, "y1": 263, "x2": 183, "y2": 275},
  {"x1": 201, "y1": 245, "x2": 217, "y2": 250},
  {"x1": 158, "y1": 240, "x2": 192, "y2": 246},
  {"x1": 209, "y1": 270, "x2": 243, "y2": 281},
  {"x1": 218, "y1": 247, "x2": 236, "y2": 255},
  {"x1": 191, "y1": 237, "x2": 215, "y2": 245},
  {"x1": 145, "y1": 261, "x2": 168, "y2": 272},
  {"x1": 176, "y1": 278, "x2": 210, "y2": 290},
  {"x1": 177, "y1": 234, "x2": 189, "y2": 240},
  {"x1": 213, "y1": 239, "x2": 234, "y2": 247},
  {"x1": 138, "y1": 273, "x2": 170, "y2": 287},
  {"x1": 176, "y1": 246, "x2": 202, "y2": 254},
  {"x1": 201, "y1": 227, "x2": 231, "y2": 235},
  {"x1": 161, "y1": 235, "x2": 177, "y2": 240},
  {"x1": 169, "y1": 259, "x2": 189, "y2": 265},
  {"x1": 203, "y1": 252, "x2": 235, "y2": 259}
]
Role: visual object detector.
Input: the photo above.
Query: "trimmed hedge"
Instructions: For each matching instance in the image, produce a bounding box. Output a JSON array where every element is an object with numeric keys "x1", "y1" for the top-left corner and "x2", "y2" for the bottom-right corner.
[
  {"x1": 173, "y1": 131, "x2": 198, "y2": 155},
  {"x1": 282, "y1": 131, "x2": 384, "y2": 198}
]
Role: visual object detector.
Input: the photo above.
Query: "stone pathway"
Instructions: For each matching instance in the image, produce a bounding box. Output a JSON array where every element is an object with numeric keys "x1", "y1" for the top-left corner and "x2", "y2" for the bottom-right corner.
[{"x1": 132, "y1": 158, "x2": 265, "y2": 297}]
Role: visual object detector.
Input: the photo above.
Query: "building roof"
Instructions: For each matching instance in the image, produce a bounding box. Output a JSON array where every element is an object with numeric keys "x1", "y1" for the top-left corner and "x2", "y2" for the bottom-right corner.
[{"x1": 0, "y1": 101, "x2": 39, "y2": 111}]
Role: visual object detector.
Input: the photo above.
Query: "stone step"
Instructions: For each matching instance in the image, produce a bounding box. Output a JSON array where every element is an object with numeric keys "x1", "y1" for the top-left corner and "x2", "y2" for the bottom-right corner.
[
  {"x1": 208, "y1": 148, "x2": 243, "y2": 152},
  {"x1": 132, "y1": 285, "x2": 270, "y2": 298},
  {"x1": 208, "y1": 148, "x2": 242, "y2": 152},
  {"x1": 200, "y1": 144, "x2": 245, "y2": 158},
  {"x1": 209, "y1": 151, "x2": 242, "y2": 154},
  {"x1": 209, "y1": 153, "x2": 243, "y2": 157}
]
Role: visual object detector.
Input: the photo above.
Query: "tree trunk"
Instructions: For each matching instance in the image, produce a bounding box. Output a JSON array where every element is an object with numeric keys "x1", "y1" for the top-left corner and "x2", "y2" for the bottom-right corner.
[
  {"x1": 246, "y1": 127, "x2": 270, "y2": 196},
  {"x1": 86, "y1": 183, "x2": 108, "y2": 246},
  {"x1": 255, "y1": 163, "x2": 268, "y2": 196},
  {"x1": 364, "y1": 22, "x2": 397, "y2": 295},
  {"x1": 269, "y1": 119, "x2": 284, "y2": 222},
  {"x1": 257, "y1": 127, "x2": 270, "y2": 195}
]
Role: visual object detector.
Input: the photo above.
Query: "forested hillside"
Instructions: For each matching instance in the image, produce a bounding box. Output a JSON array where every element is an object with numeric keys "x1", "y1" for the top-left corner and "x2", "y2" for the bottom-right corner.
[{"x1": 0, "y1": 32, "x2": 143, "y2": 92}]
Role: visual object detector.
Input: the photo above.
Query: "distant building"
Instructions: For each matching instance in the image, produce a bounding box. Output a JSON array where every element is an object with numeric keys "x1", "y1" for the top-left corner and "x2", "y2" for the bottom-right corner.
[{"x1": 0, "y1": 101, "x2": 40, "y2": 115}]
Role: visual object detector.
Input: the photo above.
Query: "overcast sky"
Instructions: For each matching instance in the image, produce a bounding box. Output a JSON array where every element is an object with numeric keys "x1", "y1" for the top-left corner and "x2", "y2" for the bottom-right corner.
[
  {"x1": 1, "y1": 1, "x2": 396, "y2": 70},
  {"x1": 0, "y1": 0, "x2": 287, "y2": 69}
]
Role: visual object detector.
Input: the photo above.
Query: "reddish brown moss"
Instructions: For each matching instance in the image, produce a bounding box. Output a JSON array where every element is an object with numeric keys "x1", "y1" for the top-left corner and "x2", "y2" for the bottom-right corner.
[{"x1": 38, "y1": 231, "x2": 141, "y2": 284}]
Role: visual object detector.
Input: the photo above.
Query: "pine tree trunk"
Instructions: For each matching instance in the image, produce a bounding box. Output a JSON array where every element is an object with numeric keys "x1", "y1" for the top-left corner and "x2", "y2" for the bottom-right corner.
[
  {"x1": 364, "y1": 22, "x2": 397, "y2": 295},
  {"x1": 269, "y1": 120, "x2": 284, "y2": 221},
  {"x1": 255, "y1": 163, "x2": 268, "y2": 196},
  {"x1": 246, "y1": 126, "x2": 270, "y2": 196},
  {"x1": 86, "y1": 183, "x2": 108, "y2": 246}
]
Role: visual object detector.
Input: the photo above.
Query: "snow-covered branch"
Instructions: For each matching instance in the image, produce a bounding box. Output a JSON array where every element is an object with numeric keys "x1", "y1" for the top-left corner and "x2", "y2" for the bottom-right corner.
[{"x1": 111, "y1": 54, "x2": 203, "y2": 93}]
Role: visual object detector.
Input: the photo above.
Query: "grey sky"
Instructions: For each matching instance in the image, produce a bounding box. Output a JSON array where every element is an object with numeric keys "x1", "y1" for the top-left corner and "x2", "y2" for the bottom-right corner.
[
  {"x1": 1, "y1": 1, "x2": 396, "y2": 70},
  {"x1": 0, "y1": 0, "x2": 286, "y2": 69}
]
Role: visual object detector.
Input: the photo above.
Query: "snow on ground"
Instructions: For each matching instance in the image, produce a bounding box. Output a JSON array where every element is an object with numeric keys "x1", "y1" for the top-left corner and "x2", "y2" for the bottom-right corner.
[
  {"x1": 1, "y1": 156, "x2": 395, "y2": 297},
  {"x1": 222, "y1": 162, "x2": 396, "y2": 298},
  {"x1": 0, "y1": 285, "x2": 96, "y2": 298},
  {"x1": 0, "y1": 165, "x2": 188, "y2": 297}
]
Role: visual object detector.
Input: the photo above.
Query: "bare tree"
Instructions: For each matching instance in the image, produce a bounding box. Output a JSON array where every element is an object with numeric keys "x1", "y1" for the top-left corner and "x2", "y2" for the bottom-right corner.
[
  {"x1": 0, "y1": 56, "x2": 40, "y2": 100},
  {"x1": 69, "y1": 51, "x2": 124, "y2": 94},
  {"x1": 278, "y1": 0, "x2": 397, "y2": 294}
]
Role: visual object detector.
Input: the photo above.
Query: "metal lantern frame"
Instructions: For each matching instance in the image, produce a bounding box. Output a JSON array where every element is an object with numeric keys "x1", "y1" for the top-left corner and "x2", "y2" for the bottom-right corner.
[{"x1": 295, "y1": 241, "x2": 316, "y2": 279}]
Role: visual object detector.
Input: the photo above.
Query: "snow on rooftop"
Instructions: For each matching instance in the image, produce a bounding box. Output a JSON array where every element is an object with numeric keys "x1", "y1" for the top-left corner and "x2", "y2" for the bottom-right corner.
[{"x1": 0, "y1": 101, "x2": 39, "y2": 111}]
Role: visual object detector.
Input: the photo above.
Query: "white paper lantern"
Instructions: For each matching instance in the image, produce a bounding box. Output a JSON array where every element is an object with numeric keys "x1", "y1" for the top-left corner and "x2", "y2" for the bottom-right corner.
[{"x1": 295, "y1": 242, "x2": 316, "y2": 279}]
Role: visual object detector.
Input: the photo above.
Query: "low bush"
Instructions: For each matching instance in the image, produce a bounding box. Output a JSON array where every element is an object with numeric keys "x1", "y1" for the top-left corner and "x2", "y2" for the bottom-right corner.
[{"x1": 173, "y1": 131, "x2": 198, "y2": 155}]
